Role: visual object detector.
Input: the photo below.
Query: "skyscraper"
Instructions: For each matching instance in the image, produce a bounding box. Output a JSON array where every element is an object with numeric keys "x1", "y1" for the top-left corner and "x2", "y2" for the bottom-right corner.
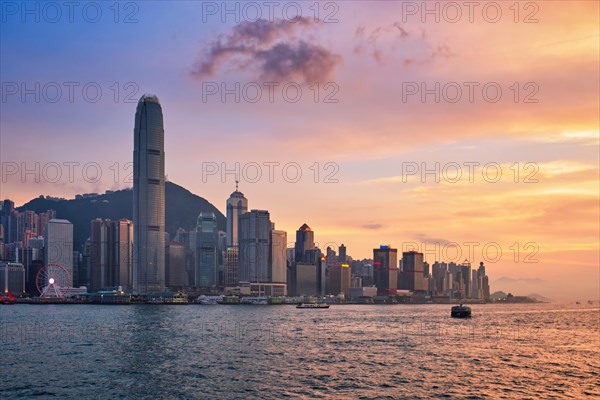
[
  {"x1": 0, "y1": 224, "x2": 4, "y2": 260},
  {"x1": 224, "y1": 248, "x2": 239, "y2": 286},
  {"x1": 116, "y1": 219, "x2": 134, "y2": 290},
  {"x1": 0, "y1": 262, "x2": 25, "y2": 294},
  {"x1": 458, "y1": 260, "x2": 472, "y2": 298},
  {"x1": 90, "y1": 219, "x2": 133, "y2": 292},
  {"x1": 339, "y1": 244, "x2": 347, "y2": 263},
  {"x1": 295, "y1": 263, "x2": 320, "y2": 296},
  {"x1": 325, "y1": 246, "x2": 336, "y2": 265},
  {"x1": 239, "y1": 210, "x2": 271, "y2": 282},
  {"x1": 224, "y1": 183, "x2": 248, "y2": 286},
  {"x1": 328, "y1": 263, "x2": 351, "y2": 297},
  {"x1": 172, "y1": 228, "x2": 197, "y2": 287},
  {"x1": 478, "y1": 261, "x2": 490, "y2": 300},
  {"x1": 399, "y1": 250, "x2": 426, "y2": 291},
  {"x1": 90, "y1": 219, "x2": 106, "y2": 292},
  {"x1": 37, "y1": 210, "x2": 56, "y2": 238},
  {"x1": 290, "y1": 224, "x2": 323, "y2": 296},
  {"x1": 477, "y1": 261, "x2": 486, "y2": 277},
  {"x1": 482, "y1": 275, "x2": 491, "y2": 301},
  {"x1": 166, "y1": 241, "x2": 187, "y2": 290},
  {"x1": 472, "y1": 269, "x2": 480, "y2": 299},
  {"x1": 16, "y1": 210, "x2": 37, "y2": 244},
  {"x1": 133, "y1": 94, "x2": 165, "y2": 293},
  {"x1": 226, "y1": 182, "x2": 248, "y2": 247},
  {"x1": 373, "y1": 245, "x2": 398, "y2": 296},
  {"x1": 45, "y1": 219, "x2": 73, "y2": 285},
  {"x1": 431, "y1": 261, "x2": 448, "y2": 295},
  {"x1": 195, "y1": 212, "x2": 219, "y2": 287},
  {"x1": 295, "y1": 223, "x2": 315, "y2": 263},
  {"x1": 271, "y1": 229, "x2": 287, "y2": 284},
  {"x1": 1, "y1": 200, "x2": 15, "y2": 244}
]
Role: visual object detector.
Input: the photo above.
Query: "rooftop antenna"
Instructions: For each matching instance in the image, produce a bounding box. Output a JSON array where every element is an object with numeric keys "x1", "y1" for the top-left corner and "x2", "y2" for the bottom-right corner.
[{"x1": 235, "y1": 180, "x2": 239, "y2": 191}]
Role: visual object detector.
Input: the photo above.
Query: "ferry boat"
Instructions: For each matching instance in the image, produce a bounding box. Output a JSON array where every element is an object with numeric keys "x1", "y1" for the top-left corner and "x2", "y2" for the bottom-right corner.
[
  {"x1": 196, "y1": 295, "x2": 223, "y2": 305},
  {"x1": 296, "y1": 303, "x2": 330, "y2": 309},
  {"x1": 142, "y1": 292, "x2": 188, "y2": 304},
  {"x1": 240, "y1": 296, "x2": 269, "y2": 305},
  {"x1": 88, "y1": 290, "x2": 131, "y2": 304},
  {"x1": 216, "y1": 296, "x2": 269, "y2": 305},
  {"x1": 451, "y1": 304, "x2": 471, "y2": 318},
  {"x1": 1, "y1": 291, "x2": 16, "y2": 305}
]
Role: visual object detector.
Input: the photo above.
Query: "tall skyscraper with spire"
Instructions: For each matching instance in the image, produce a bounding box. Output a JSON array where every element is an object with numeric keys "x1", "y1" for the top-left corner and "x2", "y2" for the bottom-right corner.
[
  {"x1": 133, "y1": 94, "x2": 165, "y2": 293},
  {"x1": 224, "y1": 182, "x2": 248, "y2": 285},
  {"x1": 226, "y1": 181, "x2": 248, "y2": 247}
]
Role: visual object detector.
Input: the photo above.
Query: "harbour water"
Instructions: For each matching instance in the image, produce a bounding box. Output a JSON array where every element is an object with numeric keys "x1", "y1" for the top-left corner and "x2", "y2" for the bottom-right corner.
[{"x1": 1, "y1": 303, "x2": 598, "y2": 399}]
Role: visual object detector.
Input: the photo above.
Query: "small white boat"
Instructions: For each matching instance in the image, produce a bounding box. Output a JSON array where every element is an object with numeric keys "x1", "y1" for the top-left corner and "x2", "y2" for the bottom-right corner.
[{"x1": 296, "y1": 303, "x2": 330, "y2": 309}]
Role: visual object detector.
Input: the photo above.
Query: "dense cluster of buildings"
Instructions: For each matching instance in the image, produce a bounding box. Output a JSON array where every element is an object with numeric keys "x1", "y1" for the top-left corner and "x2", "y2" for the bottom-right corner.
[
  {"x1": 0, "y1": 201, "x2": 77, "y2": 295},
  {"x1": 0, "y1": 95, "x2": 491, "y2": 301}
]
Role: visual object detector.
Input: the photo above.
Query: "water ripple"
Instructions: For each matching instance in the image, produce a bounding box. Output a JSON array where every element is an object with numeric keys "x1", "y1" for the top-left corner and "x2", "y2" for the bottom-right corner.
[{"x1": 0, "y1": 303, "x2": 598, "y2": 399}]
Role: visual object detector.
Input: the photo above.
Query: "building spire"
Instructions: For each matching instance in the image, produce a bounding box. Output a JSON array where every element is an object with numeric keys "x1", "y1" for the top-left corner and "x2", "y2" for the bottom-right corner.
[{"x1": 235, "y1": 180, "x2": 239, "y2": 191}]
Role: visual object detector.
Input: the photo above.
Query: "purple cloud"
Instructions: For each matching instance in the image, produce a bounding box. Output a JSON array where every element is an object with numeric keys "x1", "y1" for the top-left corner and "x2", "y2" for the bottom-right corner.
[{"x1": 191, "y1": 18, "x2": 342, "y2": 83}]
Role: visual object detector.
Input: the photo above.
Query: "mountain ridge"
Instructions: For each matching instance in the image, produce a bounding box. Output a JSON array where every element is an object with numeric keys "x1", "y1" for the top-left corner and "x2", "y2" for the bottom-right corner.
[{"x1": 16, "y1": 181, "x2": 225, "y2": 248}]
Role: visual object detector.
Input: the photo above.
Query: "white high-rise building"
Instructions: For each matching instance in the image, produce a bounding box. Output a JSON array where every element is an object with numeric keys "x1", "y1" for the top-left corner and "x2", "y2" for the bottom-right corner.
[
  {"x1": 133, "y1": 94, "x2": 165, "y2": 293},
  {"x1": 45, "y1": 219, "x2": 73, "y2": 284}
]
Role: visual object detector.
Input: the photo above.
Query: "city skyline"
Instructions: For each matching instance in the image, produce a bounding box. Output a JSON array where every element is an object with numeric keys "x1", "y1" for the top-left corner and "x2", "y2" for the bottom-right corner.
[
  {"x1": 1, "y1": 2, "x2": 598, "y2": 301},
  {"x1": 0, "y1": 144, "x2": 595, "y2": 301},
  {"x1": 0, "y1": 180, "x2": 495, "y2": 303},
  {"x1": 0, "y1": 148, "x2": 595, "y2": 300}
]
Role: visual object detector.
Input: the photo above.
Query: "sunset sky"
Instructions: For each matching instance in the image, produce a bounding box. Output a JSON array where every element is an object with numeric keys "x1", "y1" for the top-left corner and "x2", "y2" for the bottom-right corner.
[{"x1": 1, "y1": 1, "x2": 598, "y2": 300}]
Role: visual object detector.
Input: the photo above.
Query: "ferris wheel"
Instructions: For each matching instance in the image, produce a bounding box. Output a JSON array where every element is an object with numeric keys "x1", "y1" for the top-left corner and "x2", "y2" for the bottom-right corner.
[{"x1": 36, "y1": 263, "x2": 71, "y2": 298}]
